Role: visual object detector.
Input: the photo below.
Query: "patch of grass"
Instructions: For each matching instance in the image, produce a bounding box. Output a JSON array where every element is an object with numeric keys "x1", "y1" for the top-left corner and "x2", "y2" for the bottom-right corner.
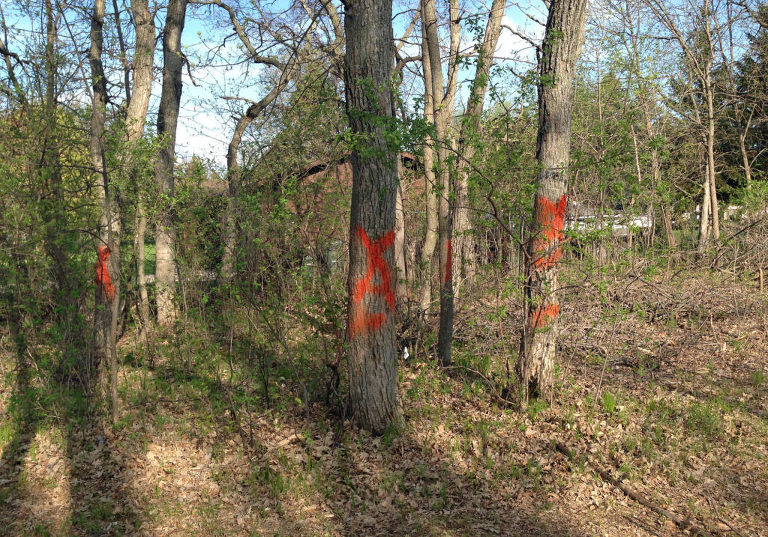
[
  {"x1": 0, "y1": 419, "x2": 14, "y2": 449},
  {"x1": 601, "y1": 391, "x2": 617, "y2": 414},
  {"x1": 73, "y1": 499, "x2": 116, "y2": 535},
  {"x1": 686, "y1": 401, "x2": 723, "y2": 440},
  {"x1": 32, "y1": 523, "x2": 52, "y2": 537},
  {"x1": 751, "y1": 369, "x2": 766, "y2": 388},
  {"x1": 527, "y1": 398, "x2": 548, "y2": 421},
  {"x1": 247, "y1": 463, "x2": 288, "y2": 500},
  {"x1": 382, "y1": 420, "x2": 402, "y2": 448}
]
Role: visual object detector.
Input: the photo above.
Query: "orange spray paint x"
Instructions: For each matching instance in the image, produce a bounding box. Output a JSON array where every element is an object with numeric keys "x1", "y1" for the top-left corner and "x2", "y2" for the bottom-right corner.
[{"x1": 348, "y1": 227, "x2": 396, "y2": 337}]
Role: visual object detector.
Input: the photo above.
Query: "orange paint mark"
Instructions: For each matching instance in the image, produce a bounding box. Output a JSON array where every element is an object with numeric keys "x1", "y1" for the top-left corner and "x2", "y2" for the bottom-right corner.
[
  {"x1": 530, "y1": 303, "x2": 560, "y2": 329},
  {"x1": 533, "y1": 194, "x2": 567, "y2": 270},
  {"x1": 444, "y1": 239, "x2": 453, "y2": 283},
  {"x1": 95, "y1": 246, "x2": 115, "y2": 302},
  {"x1": 348, "y1": 227, "x2": 395, "y2": 337}
]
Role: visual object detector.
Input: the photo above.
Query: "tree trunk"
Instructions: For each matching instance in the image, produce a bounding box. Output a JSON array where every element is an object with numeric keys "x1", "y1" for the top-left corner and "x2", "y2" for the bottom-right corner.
[
  {"x1": 705, "y1": 75, "x2": 720, "y2": 242},
  {"x1": 220, "y1": 82, "x2": 287, "y2": 280},
  {"x1": 698, "y1": 147, "x2": 711, "y2": 252},
  {"x1": 127, "y1": 0, "x2": 154, "y2": 338},
  {"x1": 344, "y1": 0, "x2": 402, "y2": 434},
  {"x1": 418, "y1": 22, "x2": 439, "y2": 317},
  {"x1": 422, "y1": 0, "x2": 457, "y2": 366},
  {"x1": 90, "y1": 0, "x2": 121, "y2": 422},
  {"x1": 518, "y1": 0, "x2": 587, "y2": 400},
  {"x1": 395, "y1": 163, "x2": 408, "y2": 307},
  {"x1": 454, "y1": 0, "x2": 505, "y2": 296},
  {"x1": 739, "y1": 130, "x2": 752, "y2": 188},
  {"x1": 154, "y1": 0, "x2": 188, "y2": 327}
]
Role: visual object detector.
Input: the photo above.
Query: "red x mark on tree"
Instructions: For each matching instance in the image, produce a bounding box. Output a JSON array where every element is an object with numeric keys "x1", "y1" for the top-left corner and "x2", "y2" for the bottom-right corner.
[
  {"x1": 533, "y1": 194, "x2": 568, "y2": 270},
  {"x1": 349, "y1": 226, "x2": 396, "y2": 337}
]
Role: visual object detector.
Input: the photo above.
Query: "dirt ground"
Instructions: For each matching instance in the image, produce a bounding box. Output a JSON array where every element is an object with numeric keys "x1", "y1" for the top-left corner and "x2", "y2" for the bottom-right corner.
[{"x1": 1, "y1": 266, "x2": 767, "y2": 536}]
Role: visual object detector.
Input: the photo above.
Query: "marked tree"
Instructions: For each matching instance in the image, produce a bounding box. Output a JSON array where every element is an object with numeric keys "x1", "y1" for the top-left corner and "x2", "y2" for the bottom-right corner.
[
  {"x1": 421, "y1": 0, "x2": 460, "y2": 366},
  {"x1": 343, "y1": 0, "x2": 402, "y2": 433},
  {"x1": 89, "y1": 0, "x2": 120, "y2": 421},
  {"x1": 154, "y1": 0, "x2": 189, "y2": 326},
  {"x1": 518, "y1": 0, "x2": 587, "y2": 399}
]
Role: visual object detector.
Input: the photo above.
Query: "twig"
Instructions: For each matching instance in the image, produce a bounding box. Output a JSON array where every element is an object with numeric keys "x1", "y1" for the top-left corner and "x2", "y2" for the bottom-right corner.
[
  {"x1": 442, "y1": 365, "x2": 516, "y2": 406},
  {"x1": 554, "y1": 441, "x2": 723, "y2": 537}
]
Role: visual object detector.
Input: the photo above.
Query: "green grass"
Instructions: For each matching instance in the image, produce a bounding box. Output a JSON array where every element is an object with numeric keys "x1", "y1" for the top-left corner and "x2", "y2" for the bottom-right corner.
[
  {"x1": 144, "y1": 242, "x2": 156, "y2": 276},
  {"x1": 686, "y1": 401, "x2": 723, "y2": 440}
]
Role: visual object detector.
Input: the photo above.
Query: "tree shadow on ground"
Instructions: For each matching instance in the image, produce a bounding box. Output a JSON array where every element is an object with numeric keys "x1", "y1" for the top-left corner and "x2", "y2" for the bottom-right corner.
[
  {"x1": 328, "y1": 427, "x2": 583, "y2": 537},
  {"x1": 63, "y1": 392, "x2": 140, "y2": 536},
  {"x1": 0, "y1": 325, "x2": 39, "y2": 536},
  {"x1": 0, "y1": 326, "x2": 140, "y2": 536}
]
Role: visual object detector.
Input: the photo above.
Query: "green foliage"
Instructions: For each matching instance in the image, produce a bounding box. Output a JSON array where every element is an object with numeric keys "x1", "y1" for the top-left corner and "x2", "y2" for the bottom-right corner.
[{"x1": 601, "y1": 391, "x2": 617, "y2": 414}]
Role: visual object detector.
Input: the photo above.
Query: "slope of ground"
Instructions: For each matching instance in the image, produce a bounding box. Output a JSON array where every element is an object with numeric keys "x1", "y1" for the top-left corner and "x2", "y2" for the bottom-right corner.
[{"x1": 0, "y1": 266, "x2": 766, "y2": 536}]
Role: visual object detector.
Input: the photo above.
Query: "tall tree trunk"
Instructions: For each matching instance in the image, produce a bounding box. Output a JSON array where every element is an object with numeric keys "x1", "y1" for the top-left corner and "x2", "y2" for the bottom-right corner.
[
  {"x1": 395, "y1": 163, "x2": 408, "y2": 307},
  {"x1": 220, "y1": 83, "x2": 287, "y2": 280},
  {"x1": 344, "y1": 0, "x2": 402, "y2": 434},
  {"x1": 90, "y1": 0, "x2": 120, "y2": 422},
  {"x1": 702, "y1": 9, "x2": 720, "y2": 243},
  {"x1": 128, "y1": 0, "x2": 155, "y2": 338},
  {"x1": 698, "y1": 145, "x2": 711, "y2": 252},
  {"x1": 154, "y1": 0, "x2": 188, "y2": 327},
  {"x1": 454, "y1": 0, "x2": 505, "y2": 296},
  {"x1": 705, "y1": 84, "x2": 720, "y2": 242},
  {"x1": 422, "y1": 0, "x2": 458, "y2": 366},
  {"x1": 418, "y1": 23, "x2": 439, "y2": 317},
  {"x1": 518, "y1": 0, "x2": 587, "y2": 400}
]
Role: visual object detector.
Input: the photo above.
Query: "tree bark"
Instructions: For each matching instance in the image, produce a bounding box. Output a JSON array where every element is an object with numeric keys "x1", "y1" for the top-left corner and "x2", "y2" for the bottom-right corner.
[
  {"x1": 418, "y1": 22, "x2": 439, "y2": 317},
  {"x1": 702, "y1": 6, "x2": 720, "y2": 242},
  {"x1": 90, "y1": 0, "x2": 121, "y2": 422},
  {"x1": 128, "y1": 0, "x2": 155, "y2": 339},
  {"x1": 344, "y1": 0, "x2": 402, "y2": 434},
  {"x1": 454, "y1": 0, "x2": 505, "y2": 296},
  {"x1": 422, "y1": 0, "x2": 458, "y2": 366},
  {"x1": 394, "y1": 162, "x2": 408, "y2": 306},
  {"x1": 154, "y1": 0, "x2": 188, "y2": 326},
  {"x1": 518, "y1": 0, "x2": 587, "y2": 399},
  {"x1": 698, "y1": 145, "x2": 711, "y2": 251}
]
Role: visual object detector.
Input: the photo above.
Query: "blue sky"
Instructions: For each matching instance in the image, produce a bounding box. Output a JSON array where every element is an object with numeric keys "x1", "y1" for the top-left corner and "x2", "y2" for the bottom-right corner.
[
  {"x1": 0, "y1": 0, "x2": 545, "y2": 167},
  {"x1": 173, "y1": 0, "x2": 546, "y2": 167}
]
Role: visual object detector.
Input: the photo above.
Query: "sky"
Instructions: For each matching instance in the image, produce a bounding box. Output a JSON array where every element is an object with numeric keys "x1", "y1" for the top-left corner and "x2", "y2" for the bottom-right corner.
[
  {"x1": 171, "y1": 0, "x2": 546, "y2": 168},
  {"x1": 0, "y1": 0, "x2": 545, "y2": 168}
]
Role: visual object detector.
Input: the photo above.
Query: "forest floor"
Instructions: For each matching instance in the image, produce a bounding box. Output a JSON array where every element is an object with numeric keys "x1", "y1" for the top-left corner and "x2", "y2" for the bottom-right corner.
[{"x1": 1, "y1": 263, "x2": 767, "y2": 536}]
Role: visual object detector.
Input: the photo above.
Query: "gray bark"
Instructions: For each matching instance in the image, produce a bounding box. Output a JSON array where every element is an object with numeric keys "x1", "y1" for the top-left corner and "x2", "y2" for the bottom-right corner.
[
  {"x1": 395, "y1": 163, "x2": 408, "y2": 306},
  {"x1": 90, "y1": 0, "x2": 121, "y2": 422},
  {"x1": 454, "y1": 0, "x2": 505, "y2": 296},
  {"x1": 418, "y1": 23, "x2": 439, "y2": 317},
  {"x1": 518, "y1": 0, "x2": 587, "y2": 399},
  {"x1": 344, "y1": 0, "x2": 402, "y2": 434},
  {"x1": 421, "y1": 0, "x2": 457, "y2": 366},
  {"x1": 128, "y1": 0, "x2": 155, "y2": 338},
  {"x1": 154, "y1": 0, "x2": 188, "y2": 326}
]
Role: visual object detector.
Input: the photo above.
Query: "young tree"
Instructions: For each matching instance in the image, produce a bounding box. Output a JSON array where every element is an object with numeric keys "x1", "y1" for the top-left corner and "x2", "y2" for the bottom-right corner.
[
  {"x1": 343, "y1": 0, "x2": 402, "y2": 433},
  {"x1": 453, "y1": 0, "x2": 506, "y2": 294},
  {"x1": 89, "y1": 0, "x2": 120, "y2": 421},
  {"x1": 130, "y1": 0, "x2": 157, "y2": 339},
  {"x1": 518, "y1": 0, "x2": 587, "y2": 399},
  {"x1": 421, "y1": 0, "x2": 460, "y2": 366},
  {"x1": 644, "y1": 0, "x2": 724, "y2": 250},
  {"x1": 154, "y1": 0, "x2": 189, "y2": 326}
]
